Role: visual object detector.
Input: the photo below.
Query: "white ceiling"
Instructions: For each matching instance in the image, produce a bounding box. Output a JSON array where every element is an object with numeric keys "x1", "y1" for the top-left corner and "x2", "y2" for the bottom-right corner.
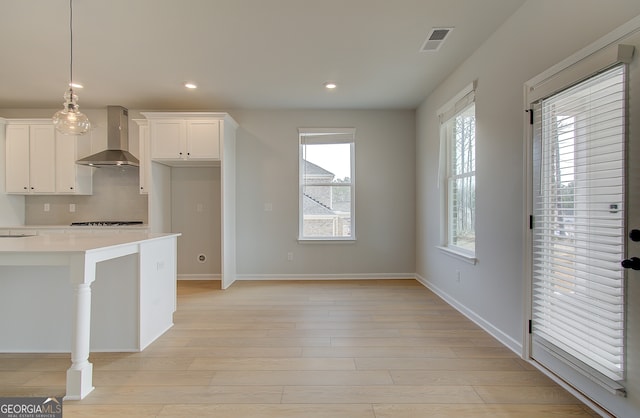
[{"x1": 0, "y1": 0, "x2": 525, "y2": 111}]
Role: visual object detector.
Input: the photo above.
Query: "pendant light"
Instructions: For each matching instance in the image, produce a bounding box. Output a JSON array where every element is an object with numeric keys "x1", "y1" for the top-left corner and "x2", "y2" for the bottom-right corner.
[{"x1": 52, "y1": 0, "x2": 91, "y2": 135}]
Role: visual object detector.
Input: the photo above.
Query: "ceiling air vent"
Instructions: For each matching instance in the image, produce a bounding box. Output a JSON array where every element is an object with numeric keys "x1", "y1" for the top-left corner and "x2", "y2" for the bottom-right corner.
[{"x1": 421, "y1": 27, "x2": 453, "y2": 52}]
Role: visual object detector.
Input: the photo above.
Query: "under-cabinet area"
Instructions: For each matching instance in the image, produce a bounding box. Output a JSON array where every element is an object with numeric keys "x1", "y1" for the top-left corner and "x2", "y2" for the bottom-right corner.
[{"x1": 171, "y1": 166, "x2": 221, "y2": 279}]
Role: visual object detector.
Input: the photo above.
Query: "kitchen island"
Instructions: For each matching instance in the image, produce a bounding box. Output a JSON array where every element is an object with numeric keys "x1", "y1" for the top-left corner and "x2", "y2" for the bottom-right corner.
[{"x1": 0, "y1": 232, "x2": 180, "y2": 400}]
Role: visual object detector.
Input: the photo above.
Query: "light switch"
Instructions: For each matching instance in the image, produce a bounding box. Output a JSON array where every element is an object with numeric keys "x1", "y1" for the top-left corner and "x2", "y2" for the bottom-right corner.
[
  {"x1": 44, "y1": 203, "x2": 50, "y2": 212},
  {"x1": 69, "y1": 203, "x2": 76, "y2": 213}
]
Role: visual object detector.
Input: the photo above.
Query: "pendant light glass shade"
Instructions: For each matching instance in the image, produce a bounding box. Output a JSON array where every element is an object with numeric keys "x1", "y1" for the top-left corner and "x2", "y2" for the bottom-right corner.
[
  {"x1": 52, "y1": 0, "x2": 91, "y2": 135},
  {"x1": 53, "y1": 88, "x2": 91, "y2": 135}
]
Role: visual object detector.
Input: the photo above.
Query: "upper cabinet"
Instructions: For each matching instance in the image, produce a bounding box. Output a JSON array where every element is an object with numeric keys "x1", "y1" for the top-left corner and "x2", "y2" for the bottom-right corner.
[
  {"x1": 134, "y1": 119, "x2": 150, "y2": 195},
  {"x1": 5, "y1": 119, "x2": 93, "y2": 195},
  {"x1": 55, "y1": 133, "x2": 93, "y2": 195},
  {"x1": 149, "y1": 119, "x2": 219, "y2": 162},
  {"x1": 148, "y1": 119, "x2": 184, "y2": 160},
  {"x1": 142, "y1": 112, "x2": 235, "y2": 166},
  {"x1": 186, "y1": 120, "x2": 220, "y2": 160},
  {"x1": 6, "y1": 122, "x2": 56, "y2": 194}
]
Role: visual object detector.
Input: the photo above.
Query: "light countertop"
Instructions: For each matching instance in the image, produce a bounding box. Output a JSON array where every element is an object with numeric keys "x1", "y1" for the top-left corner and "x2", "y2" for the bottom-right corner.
[
  {"x1": 0, "y1": 232, "x2": 179, "y2": 253},
  {"x1": 0, "y1": 224, "x2": 149, "y2": 230}
]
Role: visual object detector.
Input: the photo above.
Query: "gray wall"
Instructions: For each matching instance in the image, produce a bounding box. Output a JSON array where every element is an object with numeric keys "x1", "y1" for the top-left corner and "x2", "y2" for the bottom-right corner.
[
  {"x1": 171, "y1": 166, "x2": 221, "y2": 278},
  {"x1": 232, "y1": 109, "x2": 416, "y2": 278},
  {"x1": 415, "y1": 0, "x2": 640, "y2": 352}
]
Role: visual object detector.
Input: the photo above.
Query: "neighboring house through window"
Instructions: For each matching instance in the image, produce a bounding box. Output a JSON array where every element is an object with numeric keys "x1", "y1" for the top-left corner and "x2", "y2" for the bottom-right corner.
[
  {"x1": 438, "y1": 82, "x2": 477, "y2": 261},
  {"x1": 299, "y1": 128, "x2": 355, "y2": 240}
]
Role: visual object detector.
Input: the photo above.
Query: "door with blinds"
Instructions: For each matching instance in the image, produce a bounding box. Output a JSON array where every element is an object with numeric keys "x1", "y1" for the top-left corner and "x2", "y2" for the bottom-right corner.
[{"x1": 528, "y1": 27, "x2": 640, "y2": 417}]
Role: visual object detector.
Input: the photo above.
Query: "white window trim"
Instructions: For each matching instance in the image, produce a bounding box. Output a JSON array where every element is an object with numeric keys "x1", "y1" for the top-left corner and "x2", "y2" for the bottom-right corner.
[
  {"x1": 437, "y1": 245, "x2": 478, "y2": 264},
  {"x1": 437, "y1": 81, "x2": 476, "y2": 122},
  {"x1": 298, "y1": 128, "x2": 356, "y2": 242},
  {"x1": 437, "y1": 81, "x2": 477, "y2": 259}
]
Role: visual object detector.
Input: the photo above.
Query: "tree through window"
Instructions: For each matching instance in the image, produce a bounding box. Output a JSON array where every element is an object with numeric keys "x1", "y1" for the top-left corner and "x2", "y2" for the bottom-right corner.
[{"x1": 449, "y1": 105, "x2": 476, "y2": 253}]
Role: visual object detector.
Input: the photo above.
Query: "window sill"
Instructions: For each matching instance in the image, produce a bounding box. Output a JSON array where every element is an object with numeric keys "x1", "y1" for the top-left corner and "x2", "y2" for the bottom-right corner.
[{"x1": 437, "y1": 246, "x2": 477, "y2": 265}]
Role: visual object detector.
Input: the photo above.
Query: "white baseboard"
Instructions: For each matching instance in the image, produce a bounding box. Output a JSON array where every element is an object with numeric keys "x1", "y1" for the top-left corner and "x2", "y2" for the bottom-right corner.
[
  {"x1": 177, "y1": 274, "x2": 221, "y2": 281},
  {"x1": 235, "y1": 273, "x2": 415, "y2": 281},
  {"x1": 415, "y1": 273, "x2": 523, "y2": 356}
]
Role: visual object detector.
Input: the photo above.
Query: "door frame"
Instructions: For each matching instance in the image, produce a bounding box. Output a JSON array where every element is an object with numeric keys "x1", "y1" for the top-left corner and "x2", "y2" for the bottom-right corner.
[{"x1": 523, "y1": 14, "x2": 640, "y2": 415}]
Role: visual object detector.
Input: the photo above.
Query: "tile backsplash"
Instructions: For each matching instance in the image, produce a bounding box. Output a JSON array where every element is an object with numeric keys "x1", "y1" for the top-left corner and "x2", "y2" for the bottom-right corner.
[{"x1": 25, "y1": 166, "x2": 147, "y2": 225}]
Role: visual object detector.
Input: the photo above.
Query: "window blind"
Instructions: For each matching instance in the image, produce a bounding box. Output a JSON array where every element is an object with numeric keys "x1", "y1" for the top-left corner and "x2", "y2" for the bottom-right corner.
[{"x1": 532, "y1": 64, "x2": 626, "y2": 384}]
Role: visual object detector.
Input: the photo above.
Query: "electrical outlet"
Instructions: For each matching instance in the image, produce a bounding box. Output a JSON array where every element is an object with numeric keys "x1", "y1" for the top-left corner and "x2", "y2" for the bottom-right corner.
[
  {"x1": 287, "y1": 252, "x2": 294, "y2": 261},
  {"x1": 44, "y1": 203, "x2": 50, "y2": 212},
  {"x1": 69, "y1": 203, "x2": 76, "y2": 212}
]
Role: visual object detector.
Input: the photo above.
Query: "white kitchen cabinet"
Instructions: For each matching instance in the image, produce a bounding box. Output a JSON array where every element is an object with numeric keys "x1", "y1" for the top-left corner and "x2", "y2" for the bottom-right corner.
[
  {"x1": 134, "y1": 119, "x2": 150, "y2": 194},
  {"x1": 5, "y1": 119, "x2": 93, "y2": 195},
  {"x1": 146, "y1": 115, "x2": 220, "y2": 163},
  {"x1": 149, "y1": 119, "x2": 182, "y2": 160},
  {"x1": 5, "y1": 122, "x2": 56, "y2": 194},
  {"x1": 186, "y1": 119, "x2": 220, "y2": 160},
  {"x1": 55, "y1": 132, "x2": 93, "y2": 194}
]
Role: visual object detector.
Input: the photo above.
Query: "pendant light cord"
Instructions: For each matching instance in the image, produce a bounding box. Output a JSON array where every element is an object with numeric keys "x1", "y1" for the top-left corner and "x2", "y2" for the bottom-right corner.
[
  {"x1": 53, "y1": 0, "x2": 91, "y2": 134},
  {"x1": 69, "y1": 0, "x2": 74, "y2": 89}
]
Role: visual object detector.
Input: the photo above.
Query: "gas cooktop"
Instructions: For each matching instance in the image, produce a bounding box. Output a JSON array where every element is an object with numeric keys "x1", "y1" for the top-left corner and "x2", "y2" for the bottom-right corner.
[{"x1": 70, "y1": 221, "x2": 144, "y2": 227}]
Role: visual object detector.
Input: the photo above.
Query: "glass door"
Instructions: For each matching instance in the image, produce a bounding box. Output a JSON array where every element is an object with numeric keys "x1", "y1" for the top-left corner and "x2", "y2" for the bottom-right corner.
[{"x1": 529, "y1": 31, "x2": 640, "y2": 417}]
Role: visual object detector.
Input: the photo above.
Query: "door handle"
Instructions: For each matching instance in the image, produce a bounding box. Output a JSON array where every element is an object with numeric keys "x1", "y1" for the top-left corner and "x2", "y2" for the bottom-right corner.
[
  {"x1": 630, "y1": 229, "x2": 640, "y2": 242},
  {"x1": 622, "y1": 257, "x2": 640, "y2": 270}
]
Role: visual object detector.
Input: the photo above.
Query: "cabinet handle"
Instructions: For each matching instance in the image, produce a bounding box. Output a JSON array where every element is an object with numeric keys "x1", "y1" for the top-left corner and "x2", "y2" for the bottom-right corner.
[
  {"x1": 23, "y1": 186, "x2": 28, "y2": 190},
  {"x1": 70, "y1": 187, "x2": 74, "y2": 190}
]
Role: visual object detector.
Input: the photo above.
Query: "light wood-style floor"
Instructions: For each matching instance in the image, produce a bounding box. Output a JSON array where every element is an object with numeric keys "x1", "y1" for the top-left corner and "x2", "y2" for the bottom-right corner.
[{"x1": 0, "y1": 280, "x2": 598, "y2": 417}]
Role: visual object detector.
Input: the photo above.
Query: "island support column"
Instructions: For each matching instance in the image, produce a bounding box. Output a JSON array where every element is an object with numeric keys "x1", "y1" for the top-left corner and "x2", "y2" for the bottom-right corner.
[{"x1": 64, "y1": 254, "x2": 96, "y2": 400}]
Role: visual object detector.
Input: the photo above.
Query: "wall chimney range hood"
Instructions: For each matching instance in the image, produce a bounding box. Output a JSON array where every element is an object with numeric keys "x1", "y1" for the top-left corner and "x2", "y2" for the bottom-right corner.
[{"x1": 76, "y1": 106, "x2": 139, "y2": 167}]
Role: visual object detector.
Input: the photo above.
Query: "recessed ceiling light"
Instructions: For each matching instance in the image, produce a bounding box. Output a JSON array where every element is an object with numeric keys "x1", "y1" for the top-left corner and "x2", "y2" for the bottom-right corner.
[
  {"x1": 184, "y1": 82, "x2": 198, "y2": 89},
  {"x1": 324, "y1": 82, "x2": 337, "y2": 90}
]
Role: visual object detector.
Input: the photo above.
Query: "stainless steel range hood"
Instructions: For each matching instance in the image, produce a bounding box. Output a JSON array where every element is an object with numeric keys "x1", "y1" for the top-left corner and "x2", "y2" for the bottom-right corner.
[{"x1": 76, "y1": 106, "x2": 139, "y2": 167}]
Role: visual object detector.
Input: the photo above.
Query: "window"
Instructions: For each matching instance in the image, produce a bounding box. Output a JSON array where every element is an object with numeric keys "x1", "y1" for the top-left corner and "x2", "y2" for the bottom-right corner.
[
  {"x1": 299, "y1": 128, "x2": 355, "y2": 240},
  {"x1": 438, "y1": 82, "x2": 476, "y2": 258}
]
